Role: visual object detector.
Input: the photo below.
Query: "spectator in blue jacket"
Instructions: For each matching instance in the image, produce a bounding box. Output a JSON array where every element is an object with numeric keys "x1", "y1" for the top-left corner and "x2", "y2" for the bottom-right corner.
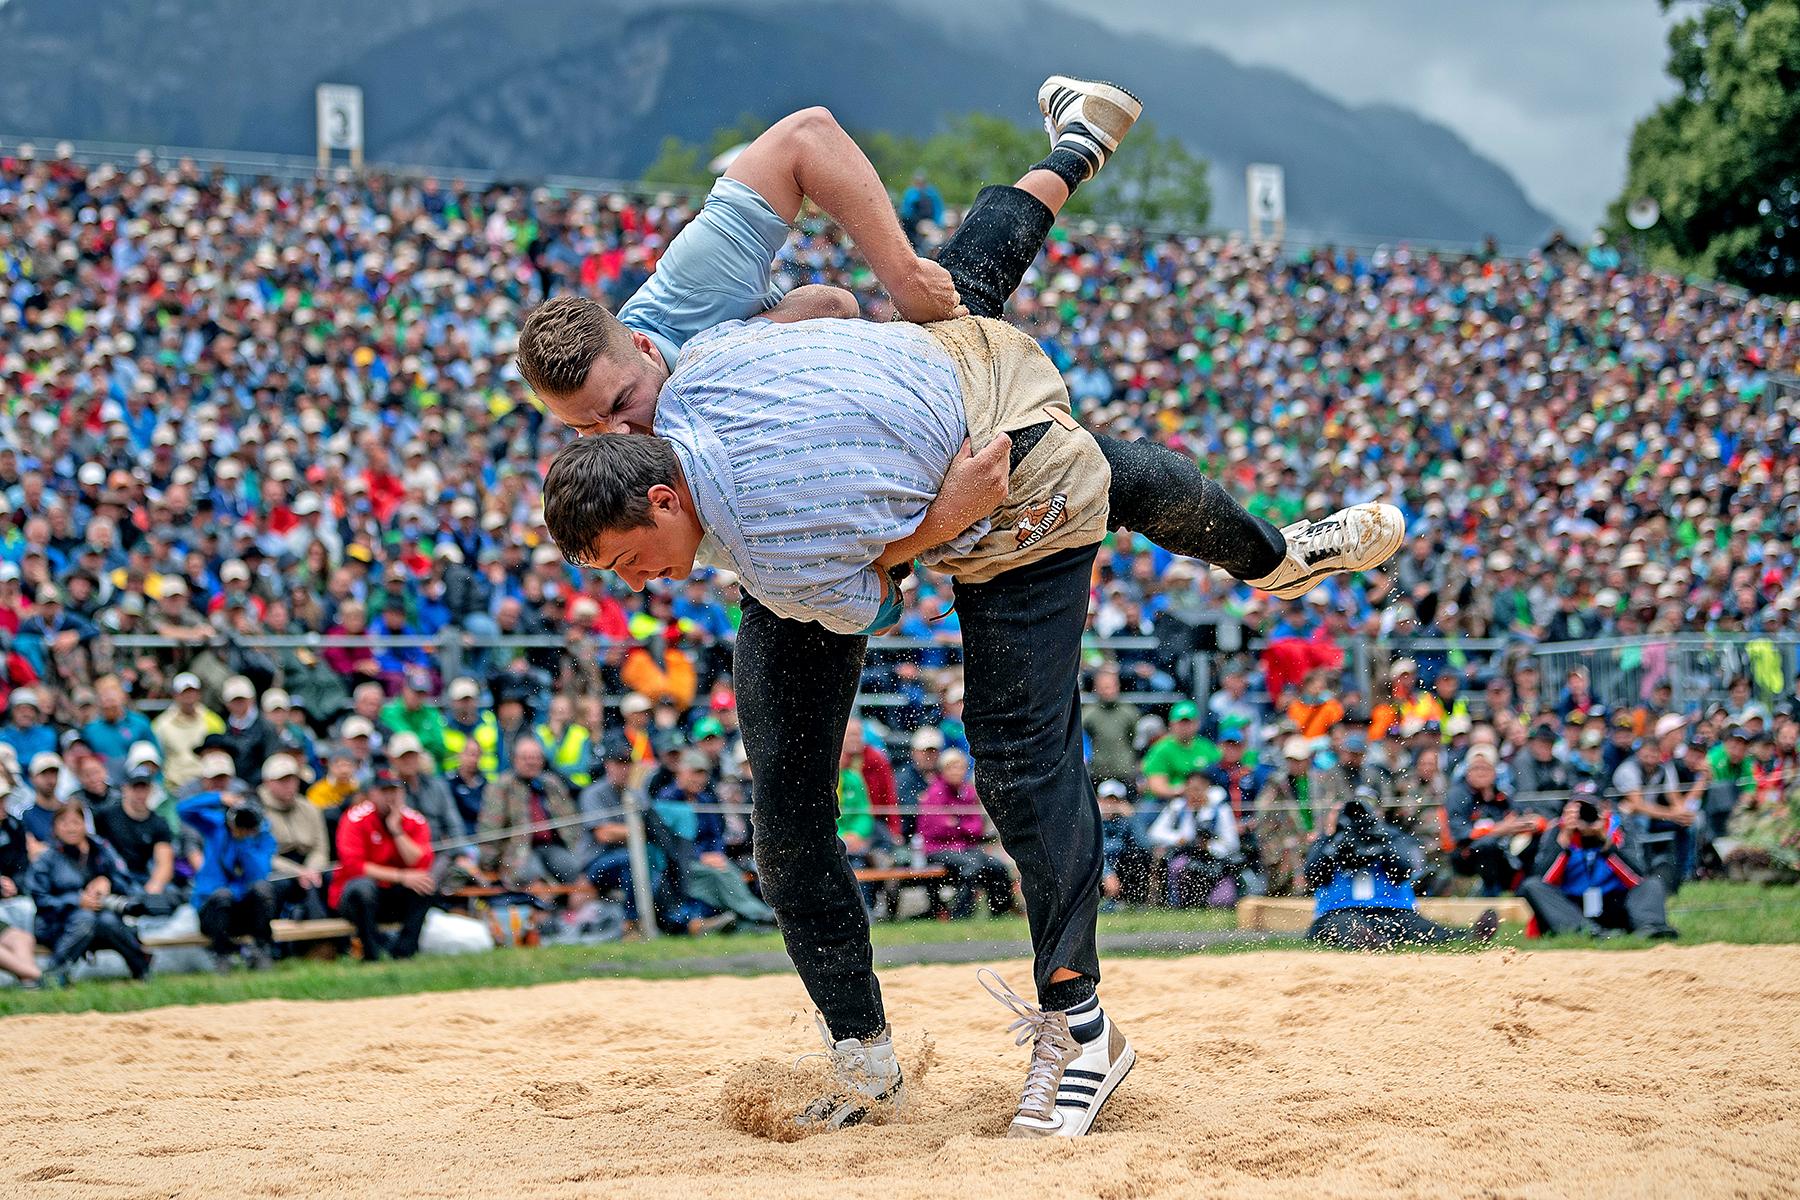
[
  {"x1": 899, "y1": 172, "x2": 944, "y2": 248},
  {"x1": 0, "y1": 687, "x2": 58, "y2": 766},
  {"x1": 178, "y1": 790, "x2": 278, "y2": 970},
  {"x1": 24, "y1": 799, "x2": 152, "y2": 983}
]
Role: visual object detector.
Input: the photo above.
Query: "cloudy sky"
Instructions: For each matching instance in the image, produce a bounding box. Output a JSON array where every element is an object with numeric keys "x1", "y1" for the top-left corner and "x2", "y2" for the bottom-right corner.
[{"x1": 1044, "y1": 0, "x2": 1680, "y2": 229}]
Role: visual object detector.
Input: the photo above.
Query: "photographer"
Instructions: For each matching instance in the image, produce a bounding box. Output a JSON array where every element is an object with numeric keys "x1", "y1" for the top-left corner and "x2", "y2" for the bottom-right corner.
[
  {"x1": 177, "y1": 788, "x2": 278, "y2": 971},
  {"x1": 24, "y1": 800, "x2": 153, "y2": 984},
  {"x1": 1145, "y1": 776, "x2": 1243, "y2": 908},
  {"x1": 1520, "y1": 785, "x2": 1678, "y2": 939},
  {"x1": 1304, "y1": 795, "x2": 1499, "y2": 950}
]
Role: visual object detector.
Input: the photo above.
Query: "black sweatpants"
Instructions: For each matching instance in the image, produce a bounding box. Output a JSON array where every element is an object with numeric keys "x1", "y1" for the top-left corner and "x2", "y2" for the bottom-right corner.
[
  {"x1": 740, "y1": 185, "x2": 1276, "y2": 1040},
  {"x1": 198, "y1": 883, "x2": 274, "y2": 955},
  {"x1": 335, "y1": 876, "x2": 433, "y2": 960},
  {"x1": 1520, "y1": 878, "x2": 1673, "y2": 936},
  {"x1": 1307, "y1": 906, "x2": 1475, "y2": 950}
]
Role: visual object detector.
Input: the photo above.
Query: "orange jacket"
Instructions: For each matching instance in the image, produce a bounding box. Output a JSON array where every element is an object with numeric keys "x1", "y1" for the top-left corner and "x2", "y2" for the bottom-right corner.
[{"x1": 620, "y1": 645, "x2": 698, "y2": 708}]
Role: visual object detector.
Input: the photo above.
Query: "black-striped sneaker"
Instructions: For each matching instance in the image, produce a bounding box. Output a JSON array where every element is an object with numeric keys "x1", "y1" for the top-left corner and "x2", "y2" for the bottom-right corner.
[
  {"x1": 981, "y1": 970, "x2": 1135, "y2": 1138},
  {"x1": 1247, "y1": 502, "x2": 1407, "y2": 600},
  {"x1": 1037, "y1": 75, "x2": 1144, "y2": 182}
]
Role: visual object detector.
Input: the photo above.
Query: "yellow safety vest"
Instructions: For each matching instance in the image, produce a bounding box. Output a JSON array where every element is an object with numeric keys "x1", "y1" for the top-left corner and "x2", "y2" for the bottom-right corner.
[
  {"x1": 535, "y1": 722, "x2": 592, "y2": 788},
  {"x1": 441, "y1": 713, "x2": 500, "y2": 776}
]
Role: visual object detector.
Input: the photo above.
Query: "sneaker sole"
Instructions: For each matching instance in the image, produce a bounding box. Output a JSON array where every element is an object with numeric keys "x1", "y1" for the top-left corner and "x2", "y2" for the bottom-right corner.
[
  {"x1": 1266, "y1": 503, "x2": 1406, "y2": 599},
  {"x1": 1038, "y1": 75, "x2": 1144, "y2": 121}
]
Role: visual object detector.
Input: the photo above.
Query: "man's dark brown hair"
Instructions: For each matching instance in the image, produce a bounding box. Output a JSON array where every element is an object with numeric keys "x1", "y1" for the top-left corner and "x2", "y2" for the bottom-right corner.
[
  {"x1": 542, "y1": 434, "x2": 680, "y2": 563},
  {"x1": 516, "y1": 295, "x2": 624, "y2": 397}
]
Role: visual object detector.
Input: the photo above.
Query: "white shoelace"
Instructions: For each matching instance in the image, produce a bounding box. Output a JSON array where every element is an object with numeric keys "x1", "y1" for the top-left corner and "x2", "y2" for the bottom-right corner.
[
  {"x1": 979, "y1": 969, "x2": 1075, "y2": 1117},
  {"x1": 1293, "y1": 511, "x2": 1379, "y2": 562}
]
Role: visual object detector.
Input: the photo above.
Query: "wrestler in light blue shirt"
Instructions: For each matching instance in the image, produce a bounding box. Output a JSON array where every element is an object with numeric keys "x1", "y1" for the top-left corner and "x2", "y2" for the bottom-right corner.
[{"x1": 618, "y1": 178, "x2": 794, "y2": 369}]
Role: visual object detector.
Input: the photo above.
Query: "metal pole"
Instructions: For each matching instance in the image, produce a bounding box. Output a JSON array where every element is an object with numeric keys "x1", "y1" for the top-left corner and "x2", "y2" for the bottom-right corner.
[{"x1": 621, "y1": 791, "x2": 659, "y2": 940}]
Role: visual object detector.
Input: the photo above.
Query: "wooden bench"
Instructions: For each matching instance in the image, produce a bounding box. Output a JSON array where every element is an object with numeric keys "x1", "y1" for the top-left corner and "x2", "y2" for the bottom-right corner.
[
  {"x1": 1235, "y1": 895, "x2": 1534, "y2": 935},
  {"x1": 123, "y1": 918, "x2": 357, "y2": 952}
]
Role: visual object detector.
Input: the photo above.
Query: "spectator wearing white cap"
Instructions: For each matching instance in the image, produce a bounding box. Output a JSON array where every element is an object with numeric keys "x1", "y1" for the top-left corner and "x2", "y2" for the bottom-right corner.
[
  {"x1": 440, "y1": 677, "x2": 500, "y2": 775},
  {"x1": 150, "y1": 574, "x2": 211, "y2": 645},
  {"x1": 0, "y1": 685, "x2": 57, "y2": 767},
  {"x1": 151, "y1": 672, "x2": 225, "y2": 790},
  {"x1": 895, "y1": 726, "x2": 945, "y2": 835},
  {"x1": 214, "y1": 675, "x2": 282, "y2": 786},
  {"x1": 207, "y1": 558, "x2": 265, "y2": 621},
  {"x1": 1446, "y1": 745, "x2": 1544, "y2": 896},
  {"x1": 390, "y1": 731, "x2": 470, "y2": 887},
  {"x1": 1254, "y1": 736, "x2": 1324, "y2": 895},
  {"x1": 15, "y1": 580, "x2": 97, "y2": 680},
  {"x1": 258, "y1": 753, "x2": 330, "y2": 921},
  {"x1": 21, "y1": 750, "x2": 69, "y2": 846},
  {"x1": 259, "y1": 688, "x2": 317, "y2": 775},
  {"x1": 337, "y1": 715, "x2": 380, "y2": 785}
]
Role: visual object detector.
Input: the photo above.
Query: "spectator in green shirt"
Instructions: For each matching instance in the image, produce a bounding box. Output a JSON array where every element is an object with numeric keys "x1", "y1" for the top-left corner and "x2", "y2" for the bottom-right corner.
[
  {"x1": 379, "y1": 667, "x2": 449, "y2": 767},
  {"x1": 1141, "y1": 701, "x2": 1219, "y2": 801},
  {"x1": 837, "y1": 763, "x2": 874, "y2": 859}
]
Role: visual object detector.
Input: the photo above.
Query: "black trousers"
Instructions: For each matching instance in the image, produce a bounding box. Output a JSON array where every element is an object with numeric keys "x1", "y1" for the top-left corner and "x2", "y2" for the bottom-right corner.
[
  {"x1": 1521, "y1": 878, "x2": 1673, "y2": 936},
  {"x1": 198, "y1": 884, "x2": 274, "y2": 954},
  {"x1": 927, "y1": 849, "x2": 1015, "y2": 918},
  {"x1": 38, "y1": 908, "x2": 152, "y2": 977},
  {"x1": 1307, "y1": 906, "x2": 1473, "y2": 950},
  {"x1": 747, "y1": 546, "x2": 1105, "y2": 1037},
  {"x1": 335, "y1": 876, "x2": 433, "y2": 960},
  {"x1": 740, "y1": 186, "x2": 1278, "y2": 1040},
  {"x1": 940, "y1": 186, "x2": 1287, "y2": 580}
]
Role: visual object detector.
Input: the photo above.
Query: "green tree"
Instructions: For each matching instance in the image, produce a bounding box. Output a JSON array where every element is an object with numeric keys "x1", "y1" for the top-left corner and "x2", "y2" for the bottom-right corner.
[
  {"x1": 640, "y1": 114, "x2": 771, "y2": 191},
  {"x1": 1612, "y1": 0, "x2": 1800, "y2": 294}
]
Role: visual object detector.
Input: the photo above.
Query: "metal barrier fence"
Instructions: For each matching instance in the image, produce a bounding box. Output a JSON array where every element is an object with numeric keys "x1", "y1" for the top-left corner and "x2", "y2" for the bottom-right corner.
[
  {"x1": 1368, "y1": 635, "x2": 1800, "y2": 718},
  {"x1": 84, "y1": 630, "x2": 1800, "y2": 726}
]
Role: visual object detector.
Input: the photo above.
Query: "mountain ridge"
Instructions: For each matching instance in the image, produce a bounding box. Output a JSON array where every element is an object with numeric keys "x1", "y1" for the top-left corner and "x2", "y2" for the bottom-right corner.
[{"x1": 0, "y1": 0, "x2": 1553, "y2": 243}]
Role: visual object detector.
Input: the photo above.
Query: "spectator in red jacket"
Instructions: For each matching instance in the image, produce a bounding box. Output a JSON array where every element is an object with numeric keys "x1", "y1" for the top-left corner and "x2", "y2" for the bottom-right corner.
[
  {"x1": 842, "y1": 719, "x2": 900, "y2": 840},
  {"x1": 331, "y1": 762, "x2": 436, "y2": 961},
  {"x1": 917, "y1": 750, "x2": 1014, "y2": 919}
]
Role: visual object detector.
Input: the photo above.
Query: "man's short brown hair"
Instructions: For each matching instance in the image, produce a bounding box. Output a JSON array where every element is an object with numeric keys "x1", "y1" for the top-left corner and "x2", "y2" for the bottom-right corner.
[
  {"x1": 542, "y1": 434, "x2": 680, "y2": 563},
  {"x1": 516, "y1": 295, "x2": 624, "y2": 397}
]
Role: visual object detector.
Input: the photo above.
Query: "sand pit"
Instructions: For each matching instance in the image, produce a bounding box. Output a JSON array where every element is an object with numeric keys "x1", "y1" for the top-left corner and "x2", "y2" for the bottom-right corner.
[{"x1": 7, "y1": 945, "x2": 1800, "y2": 1199}]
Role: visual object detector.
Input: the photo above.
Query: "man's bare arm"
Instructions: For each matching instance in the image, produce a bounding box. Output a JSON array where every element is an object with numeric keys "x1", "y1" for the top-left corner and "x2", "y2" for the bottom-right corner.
[
  {"x1": 763, "y1": 284, "x2": 860, "y2": 324},
  {"x1": 726, "y1": 107, "x2": 965, "y2": 323},
  {"x1": 874, "y1": 434, "x2": 1012, "y2": 572}
]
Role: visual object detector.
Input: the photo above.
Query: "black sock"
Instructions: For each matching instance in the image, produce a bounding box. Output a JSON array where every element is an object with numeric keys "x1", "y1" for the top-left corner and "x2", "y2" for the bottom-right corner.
[
  {"x1": 1042, "y1": 973, "x2": 1098, "y2": 1014},
  {"x1": 1030, "y1": 147, "x2": 1092, "y2": 194}
]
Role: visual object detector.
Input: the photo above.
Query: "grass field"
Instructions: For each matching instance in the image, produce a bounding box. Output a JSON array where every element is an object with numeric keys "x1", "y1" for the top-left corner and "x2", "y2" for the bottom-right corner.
[{"x1": 2, "y1": 880, "x2": 1794, "y2": 1018}]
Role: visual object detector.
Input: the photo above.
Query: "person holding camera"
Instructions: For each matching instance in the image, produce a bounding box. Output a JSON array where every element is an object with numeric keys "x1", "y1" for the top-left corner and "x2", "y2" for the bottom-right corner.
[
  {"x1": 177, "y1": 787, "x2": 278, "y2": 971},
  {"x1": 1303, "y1": 794, "x2": 1499, "y2": 951},
  {"x1": 1520, "y1": 784, "x2": 1678, "y2": 939},
  {"x1": 24, "y1": 799, "x2": 153, "y2": 984},
  {"x1": 1145, "y1": 775, "x2": 1242, "y2": 907}
]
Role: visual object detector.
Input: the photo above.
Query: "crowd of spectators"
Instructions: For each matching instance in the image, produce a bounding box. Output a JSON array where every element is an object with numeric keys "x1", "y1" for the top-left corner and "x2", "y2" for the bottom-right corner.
[{"x1": 1, "y1": 139, "x2": 1798, "y2": 981}]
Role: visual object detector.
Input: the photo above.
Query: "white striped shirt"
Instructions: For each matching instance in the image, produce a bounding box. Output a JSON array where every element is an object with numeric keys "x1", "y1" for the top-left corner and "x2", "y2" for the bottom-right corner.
[{"x1": 654, "y1": 316, "x2": 986, "y2": 634}]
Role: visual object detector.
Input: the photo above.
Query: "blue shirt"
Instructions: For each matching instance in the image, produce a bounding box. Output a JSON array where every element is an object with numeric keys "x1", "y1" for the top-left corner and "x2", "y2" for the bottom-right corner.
[
  {"x1": 1313, "y1": 870, "x2": 1417, "y2": 917},
  {"x1": 618, "y1": 178, "x2": 793, "y2": 370},
  {"x1": 655, "y1": 317, "x2": 982, "y2": 634}
]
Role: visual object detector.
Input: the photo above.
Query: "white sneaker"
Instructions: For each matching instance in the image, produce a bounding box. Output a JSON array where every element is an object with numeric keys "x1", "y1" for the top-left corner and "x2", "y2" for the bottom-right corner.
[
  {"x1": 1037, "y1": 76, "x2": 1144, "y2": 181},
  {"x1": 1247, "y1": 502, "x2": 1407, "y2": 600},
  {"x1": 980, "y1": 970, "x2": 1135, "y2": 1139},
  {"x1": 793, "y1": 1016, "x2": 905, "y2": 1131}
]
